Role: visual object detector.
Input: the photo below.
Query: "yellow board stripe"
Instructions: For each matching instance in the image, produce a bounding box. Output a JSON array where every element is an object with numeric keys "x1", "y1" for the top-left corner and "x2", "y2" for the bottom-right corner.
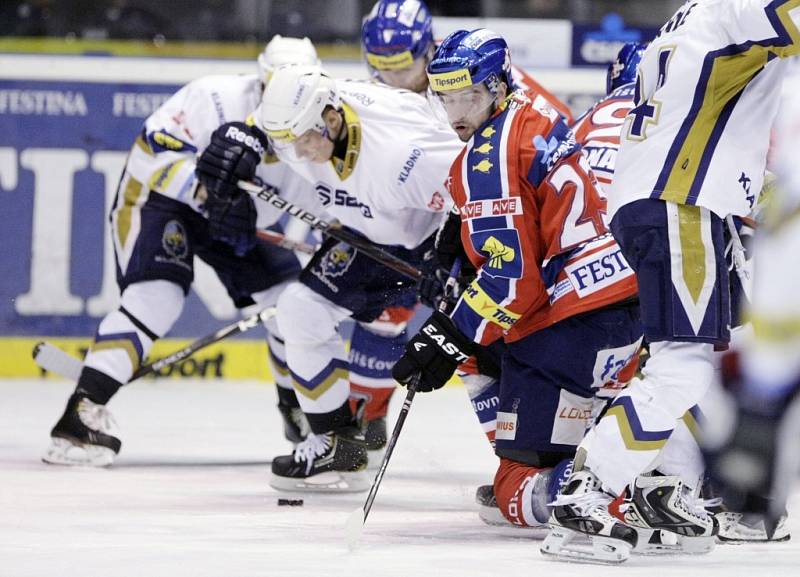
[{"x1": 677, "y1": 204, "x2": 706, "y2": 304}]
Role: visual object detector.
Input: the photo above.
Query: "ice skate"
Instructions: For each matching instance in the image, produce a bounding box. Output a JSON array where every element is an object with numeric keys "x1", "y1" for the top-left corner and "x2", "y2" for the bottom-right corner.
[
  {"x1": 42, "y1": 394, "x2": 121, "y2": 467},
  {"x1": 621, "y1": 474, "x2": 718, "y2": 555},
  {"x1": 541, "y1": 469, "x2": 637, "y2": 564},
  {"x1": 270, "y1": 426, "x2": 368, "y2": 492},
  {"x1": 716, "y1": 511, "x2": 790, "y2": 543},
  {"x1": 277, "y1": 401, "x2": 311, "y2": 445},
  {"x1": 365, "y1": 416, "x2": 387, "y2": 471}
]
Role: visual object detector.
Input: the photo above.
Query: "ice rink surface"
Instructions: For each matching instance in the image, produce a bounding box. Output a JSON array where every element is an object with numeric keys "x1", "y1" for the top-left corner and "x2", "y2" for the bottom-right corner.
[{"x1": 1, "y1": 378, "x2": 798, "y2": 577}]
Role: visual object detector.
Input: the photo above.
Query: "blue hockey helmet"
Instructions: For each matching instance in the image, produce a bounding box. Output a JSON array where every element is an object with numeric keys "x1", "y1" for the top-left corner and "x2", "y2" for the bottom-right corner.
[
  {"x1": 361, "y1": 0, "x2": 434, "y2": 73},
  {"x1": 606, "y1": 42, "x2": 647, "y2": 94},
  {"x1": 427, "y1": 29, "x2": 511, "y2": 95}
]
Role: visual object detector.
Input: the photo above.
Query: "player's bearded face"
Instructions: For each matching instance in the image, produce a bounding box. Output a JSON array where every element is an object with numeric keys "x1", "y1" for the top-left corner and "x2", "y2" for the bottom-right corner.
[
  {"x1": 436, "y1": 84, "x2": 496, "y2": 142},
  {"x1": 377, "y1": 56, "x2": 429, "y2": 93}
]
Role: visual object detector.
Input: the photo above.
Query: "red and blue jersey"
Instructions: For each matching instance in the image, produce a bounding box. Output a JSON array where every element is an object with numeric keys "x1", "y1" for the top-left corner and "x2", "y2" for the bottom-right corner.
[
  {"x1": 446, "y1": 91, "x2": 638, "y2": 345},
  {"x1": 572, "y1": 83, "x2": 635, "y2": 190}
]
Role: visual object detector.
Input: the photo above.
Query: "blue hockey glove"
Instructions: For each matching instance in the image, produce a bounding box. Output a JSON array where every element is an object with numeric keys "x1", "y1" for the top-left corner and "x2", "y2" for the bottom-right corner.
[{"x1": 392, "y1": 311, "x2": 474, "y2": 392}]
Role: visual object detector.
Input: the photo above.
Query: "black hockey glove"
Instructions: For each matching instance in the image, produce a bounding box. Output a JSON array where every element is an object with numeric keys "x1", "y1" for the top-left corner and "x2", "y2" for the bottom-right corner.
[
  {"x1": 392, "y1": 311, "x2": 474, "y2": 393},
  {"x1": 196, "y1": 121, "x2": 268, "y2": 200},
  {"x1": 205, "y1": 191, "x2": 258, "y2": 257},
  {"x1": 434, "y1": 207, "x2": 469, "y2": 272}
]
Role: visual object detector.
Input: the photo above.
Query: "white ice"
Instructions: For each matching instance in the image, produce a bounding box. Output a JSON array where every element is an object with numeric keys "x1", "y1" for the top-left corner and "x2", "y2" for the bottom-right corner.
[{"x1": 1, "y1": 378, "x2": 798, "y2": 577}]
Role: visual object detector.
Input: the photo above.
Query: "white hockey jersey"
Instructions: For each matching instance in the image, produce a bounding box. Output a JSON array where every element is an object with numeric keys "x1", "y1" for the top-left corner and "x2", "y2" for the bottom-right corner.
[
  {"x1": 609, "y1": 0, "x2": 800, "y2": 220},
  {"x1": 268, "y1": 80, "x2": 462, "y2": 249},
  {"x1": 119, "y1": 74, "x2": 308, "y2": 231}
]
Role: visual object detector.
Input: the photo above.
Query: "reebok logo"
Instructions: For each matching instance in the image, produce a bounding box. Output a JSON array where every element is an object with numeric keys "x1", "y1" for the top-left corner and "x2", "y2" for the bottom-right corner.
[{"x1": 225, "y1": 125, "x2": 266, "y2": 157}]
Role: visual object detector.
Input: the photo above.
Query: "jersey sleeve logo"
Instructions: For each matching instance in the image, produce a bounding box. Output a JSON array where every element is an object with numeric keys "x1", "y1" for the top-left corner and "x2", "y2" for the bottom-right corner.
[
  {"x1": 470, "y1": 229, "x2": 523, "y2": 279},
  {"x1": 481, "y1": 236, "x2": 516, "y2": 269},
  {"x1": 147, "y1": 129, "x2": 197, "y2": 154}
]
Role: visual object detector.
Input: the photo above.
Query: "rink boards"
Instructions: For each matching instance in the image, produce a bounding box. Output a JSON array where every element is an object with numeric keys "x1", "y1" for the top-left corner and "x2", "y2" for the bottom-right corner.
[{"x1": 0, "y1": 54, "x2": 604, "y2": 378}]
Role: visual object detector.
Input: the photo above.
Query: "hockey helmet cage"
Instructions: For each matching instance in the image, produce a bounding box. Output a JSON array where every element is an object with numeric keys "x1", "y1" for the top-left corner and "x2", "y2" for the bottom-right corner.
[
  {"x1": 258, "y1": 35, "x2": 320, "y2": 85},
  {"x1": 361, "y1": 0, "x2": 433, "y2": 73},
  {"x1": 427, "y1": 29, "x2": 511, "y2": 95},
  {"x1": 258, "y1": 64, "x2": 340, "y2": 143},
  {"x1": 606, "y1": 42, "x2": 647, "y2": 95}
]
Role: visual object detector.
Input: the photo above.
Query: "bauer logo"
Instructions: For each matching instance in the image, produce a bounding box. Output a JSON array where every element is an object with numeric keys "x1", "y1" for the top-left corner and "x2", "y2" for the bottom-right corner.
[{"x1": 495, "y1": 411, "x2": 517, "y2": 440}]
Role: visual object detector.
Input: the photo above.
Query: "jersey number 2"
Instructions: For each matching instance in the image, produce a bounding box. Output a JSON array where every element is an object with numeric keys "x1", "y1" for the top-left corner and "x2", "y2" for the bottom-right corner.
[{"x1": 548, "y1": 156, "x2": 605, "y2": 250}]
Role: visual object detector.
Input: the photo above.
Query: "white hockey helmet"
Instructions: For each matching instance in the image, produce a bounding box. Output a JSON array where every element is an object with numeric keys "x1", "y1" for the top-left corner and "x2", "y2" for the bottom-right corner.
[
  {"x1": 257, "y1": 35, "x2": 320, "y2": 85},
  {"x1": 258, "y1": 64, "x2": 340, "y2": 143}
]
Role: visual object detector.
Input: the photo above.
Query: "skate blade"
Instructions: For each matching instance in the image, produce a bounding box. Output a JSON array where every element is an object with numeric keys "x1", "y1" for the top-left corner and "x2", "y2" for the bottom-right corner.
[
  {"x1": 541, "y1": 526, "x2": 632, "y2": 565},
  {"x1": 477, "y1": 505, "x2": 550, "y2": 537},
  {"x1": 42, "y1": 438, "x2": 115, "y2": 467},
  {"x1": 633, "y1": 528, "x2": 715, "y2": 555},
  {"x1": 716, "y1": 513, "x2": 791, "y2": 543},
  {"x1": 269, "y1": 470, "x2": 370, "y2": 493},
  {"x1": 366, "y1": 449, "x2": 385, "y2": 471}
]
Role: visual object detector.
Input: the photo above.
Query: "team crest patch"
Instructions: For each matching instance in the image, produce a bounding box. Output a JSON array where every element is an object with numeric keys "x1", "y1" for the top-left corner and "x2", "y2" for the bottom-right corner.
[
  {"x1": 162, "y1": 220, "x2": 188, "y2": 259},
  {"x1": 469, "y1": 229, "x2": 522, "y2": 279},
  {"x1": 317, "y1": 243, "x2": 356, "y2": 278}
]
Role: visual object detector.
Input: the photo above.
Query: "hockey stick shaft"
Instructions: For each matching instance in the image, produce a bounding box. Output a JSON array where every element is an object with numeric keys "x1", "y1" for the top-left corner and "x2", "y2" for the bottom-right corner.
[
  {"x1": 34, "y1": 308, "x2": 276, "y2": 382},
  {"x1": 345, "y1": 260, "x2": 463, "y2": 548},
  {"x1": 363, "y1": 379, "x2": 417, "y2": 523},
  {"x1": 238, "y1": 180, "x2": 423, "y2": 281},
  {"x1": 256, "y1": 229, "x2": 318, "y2": 255}
]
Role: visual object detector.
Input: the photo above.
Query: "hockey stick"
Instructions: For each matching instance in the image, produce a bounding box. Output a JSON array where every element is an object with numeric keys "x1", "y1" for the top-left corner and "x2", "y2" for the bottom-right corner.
[
  {"x1": 238, "y1": 180, "x2": 424, "y2": 281},
  {"x1": 345, "y1": 376, "x2": 418, "y2": 550},
  {"x1": 33, "y1": 307, "x2": 276, "y2": 382},
  {"x1": 256, "y1": 229, "x2": 318, "y2": 255},
  {"x1": 344, "y1": 259, "x2": 462, "y2": 550}
]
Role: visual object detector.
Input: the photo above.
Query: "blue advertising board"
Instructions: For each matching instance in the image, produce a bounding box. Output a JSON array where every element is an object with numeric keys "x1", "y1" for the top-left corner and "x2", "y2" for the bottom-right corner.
[{"x1": 0, "y1": 77, "x2": 278, "y2": 376}]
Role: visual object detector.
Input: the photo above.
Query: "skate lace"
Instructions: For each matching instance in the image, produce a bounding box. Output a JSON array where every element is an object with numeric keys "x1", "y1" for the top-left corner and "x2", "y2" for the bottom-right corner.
[
  {"x1": 293, "y1": 433, "x2": 331, "y2": 474},
  {"x1": 550, "y1": 490, "x2": 611, "y2": 517},
  {"x1": 78, "y1": 400, "x2": 117, "y2": 434},
  {"x1": 679, "y1": 491, "x2": 721, "y2": 522}
]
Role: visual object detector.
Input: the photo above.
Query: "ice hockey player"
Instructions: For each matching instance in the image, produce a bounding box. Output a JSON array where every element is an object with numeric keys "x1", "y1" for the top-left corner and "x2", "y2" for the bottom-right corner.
[
  {"x1": 361, "y1": 0, "x2": 577, "y2": 507},
  {"x1": 572, "y1": 42, "x2": 646, "y2": 194},
  {"x1": 545, "y1": 0, "x2": 800, "y2": 563},
  {"x1": 42, "y1": 36, "x2": 320, "y2": 467},
  {"x1": 706, "y1": 64, "x2": 800, "y2": 543},
  {"x1": 390, "y1": 28, "x2": 642, "y2": 540},
  {"x1": 361, "y1": 0, "x2": 574, "y2": 123},
  {"x1": 257, "y1": 63, "x2": 463, "y2": 491}
]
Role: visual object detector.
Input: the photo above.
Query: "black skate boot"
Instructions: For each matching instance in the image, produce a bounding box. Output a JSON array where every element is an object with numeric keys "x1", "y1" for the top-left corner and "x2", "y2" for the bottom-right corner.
[
  {"x1": 621, "y1": 474, "x2": 718, "y2": 555},
  {"x1": 364, "y1": 416, "x2": 386, "y2": 470},
  {"x1": 269, "y1": 425, "x2": 368, "y2": 492},
  {"x1": 42, "y1": 393, "x2": 121, "y2": 467},
  {"x1": 542, "y1": 469, "x2": 638, "y2": 564},
  {"x1": 276, "y1": 387, "x2": 310, "y2": 444}
]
